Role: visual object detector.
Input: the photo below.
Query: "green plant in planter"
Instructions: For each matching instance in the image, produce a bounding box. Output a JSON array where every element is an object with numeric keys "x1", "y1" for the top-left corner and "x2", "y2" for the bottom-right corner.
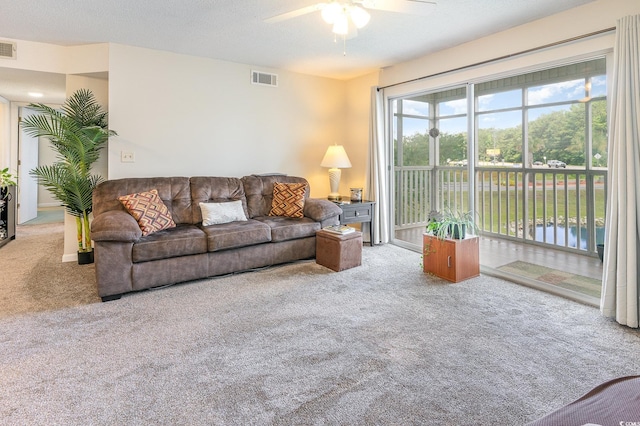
[
  {"x1": 425, "y1": 210, "x2": 443, "y2": 236},
  {"x1": 0, "y1": 168, "x2": 17, "y2": 199},
  {"x1": 20, "y1": 89, "x2": 117, "y2": 258},
  {"x1": 429, "y1": 208, "x2": 479, "y2": 240}
]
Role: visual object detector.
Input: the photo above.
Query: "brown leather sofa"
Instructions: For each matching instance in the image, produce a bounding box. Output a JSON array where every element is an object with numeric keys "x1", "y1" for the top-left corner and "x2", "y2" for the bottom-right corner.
[{"x1": 91, "y1": 174, "x2": 342, "y2": 301}]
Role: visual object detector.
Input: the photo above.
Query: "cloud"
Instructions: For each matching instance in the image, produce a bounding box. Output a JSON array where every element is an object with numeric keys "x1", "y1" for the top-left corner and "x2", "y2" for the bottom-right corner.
[
  {"x1": 477, "y1": 94, "x2": 495, "y2": 109},
  {"x1": 528, "y1": 79, "x2": 583, "y2": 104},
  {"x1": 403, "y1": 106, "x2": 426, "y2": 115},
  {"x1": 442, "y1": 99, "x2": 467, "y2": 115}
]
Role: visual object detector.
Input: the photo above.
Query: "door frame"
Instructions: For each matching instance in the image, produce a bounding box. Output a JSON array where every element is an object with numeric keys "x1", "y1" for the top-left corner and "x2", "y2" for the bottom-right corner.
[{"x1": 17, "y1": 106, "x2": 39, "y2": 224}]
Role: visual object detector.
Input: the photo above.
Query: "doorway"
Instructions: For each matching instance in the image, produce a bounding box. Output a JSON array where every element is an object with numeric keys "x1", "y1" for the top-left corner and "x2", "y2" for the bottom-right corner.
[
  {"x1": 390, "y1": 87, "x2": 470, "y2": 251},
  {"x1": 18, "y1": 107, "x2": 39, "y2": 224}
]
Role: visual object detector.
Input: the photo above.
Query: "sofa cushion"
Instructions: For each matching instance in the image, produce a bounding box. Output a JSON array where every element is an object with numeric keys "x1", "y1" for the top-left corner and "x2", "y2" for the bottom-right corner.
[
  {"x1": 132, "y1": 225, "x2": 207, "y2": 263},
  {"x1": 255, "y1": 216, "x2": 321, "y2": 243},
  {"x1": 119, "y1": 189, "x2": 177, "y2": 236},
  {"x1": 200, "y1": 201, "x2": 247, "y2": 226},
  {"x1": 94, "y1": 177, "x2": 193, "y2": 224},
  {"x1": 303, "y1": 198, "x2": 343, "y2": 223},
  {"x1": 269, "y1": 182, "x2": 307, "y2": 218},
  {"x1": 91, "y1": 210, "x2": 142, "y2": 242},
  {"x1": 201, "y1": 219, "x2": 271, "y2": 252},
  {"x1": 242, "y1": 175, "x2": 309, "y2": 218},
  {"x1": 190, "y1": 177, "x2": 248, "y2": 222}
]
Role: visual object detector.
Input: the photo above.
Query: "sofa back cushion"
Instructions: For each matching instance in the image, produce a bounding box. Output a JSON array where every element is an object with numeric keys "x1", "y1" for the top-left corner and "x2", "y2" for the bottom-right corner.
[
  {"x1": 241, "y1": 175, "x2": 309, "y2": 218},
  {"x1": 118, "y1": 189, "x2": 177, "y2": 236},
  {"x1": 190, "y1": 177, "x2": 248, "y2": 223},
  {"x1": 93, "y1": 177, "x2": 194, "y2": 224}
]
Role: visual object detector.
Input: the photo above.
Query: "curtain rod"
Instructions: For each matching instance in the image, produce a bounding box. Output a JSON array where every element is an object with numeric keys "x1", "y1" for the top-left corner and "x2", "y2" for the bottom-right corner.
[{"x1": 378, "y1": 27, "x2": 616, "y2": 91}]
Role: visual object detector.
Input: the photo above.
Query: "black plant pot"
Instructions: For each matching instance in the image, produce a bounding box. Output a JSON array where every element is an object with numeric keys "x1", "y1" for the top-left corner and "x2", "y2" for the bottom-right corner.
[
  {"x1": 78, "y1": 250, "x2": 94, "y2": 265},
  {"x1": 597, "y1": 244, "x2": 604, "y2": 263}
]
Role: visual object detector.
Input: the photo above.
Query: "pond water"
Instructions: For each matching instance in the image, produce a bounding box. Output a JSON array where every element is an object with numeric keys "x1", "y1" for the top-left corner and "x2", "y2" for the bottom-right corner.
[{"x1": 535, "y1": 225, "x2": 605, "y2": 250}]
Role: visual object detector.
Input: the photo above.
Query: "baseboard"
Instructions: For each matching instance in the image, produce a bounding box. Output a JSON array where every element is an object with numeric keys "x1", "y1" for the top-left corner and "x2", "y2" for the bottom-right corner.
[
  {"x1": 62, "y1": 253, "x2": 77, "y2": 263},
  {"x1": 38, "y1": 203, "x2": 63, "y2": 208}
]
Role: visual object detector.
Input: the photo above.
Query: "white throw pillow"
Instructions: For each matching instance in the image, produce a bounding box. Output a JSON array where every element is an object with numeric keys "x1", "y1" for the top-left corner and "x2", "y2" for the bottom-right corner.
[{"x1": 199, "y1": 200, "x2": 247, "y2": 226}]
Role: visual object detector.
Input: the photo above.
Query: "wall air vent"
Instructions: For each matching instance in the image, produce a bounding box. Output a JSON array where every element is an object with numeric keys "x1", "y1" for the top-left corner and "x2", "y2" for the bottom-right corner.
[
  {"x1": 0, "y1": 41, "x2": 16, "y2": 59},
  {"x1": 251, "y1": 70, "x2": 278, "y2": 87}
]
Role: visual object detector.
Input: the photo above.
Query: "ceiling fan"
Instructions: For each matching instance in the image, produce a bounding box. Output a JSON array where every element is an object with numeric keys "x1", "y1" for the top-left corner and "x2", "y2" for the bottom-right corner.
[{"x1": 265, "y1": 0, "x2": 437, "y2": 38}]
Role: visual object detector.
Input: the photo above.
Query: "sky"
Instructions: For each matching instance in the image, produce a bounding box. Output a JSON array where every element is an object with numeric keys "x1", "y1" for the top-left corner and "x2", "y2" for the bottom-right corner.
[{"x1": 395, "y1": 75, "x2": 607, "y2": 136}]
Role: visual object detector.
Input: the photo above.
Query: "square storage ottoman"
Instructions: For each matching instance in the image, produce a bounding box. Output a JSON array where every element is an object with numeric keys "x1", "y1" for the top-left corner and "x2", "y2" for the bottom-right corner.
[{"x1": 316, "y1": 229, "x2": 362, "y2": 272}]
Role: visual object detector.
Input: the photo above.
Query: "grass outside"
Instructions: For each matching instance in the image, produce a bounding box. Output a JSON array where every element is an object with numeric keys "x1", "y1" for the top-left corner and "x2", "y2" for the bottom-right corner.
[
  {"x1": 478, "y1": 187, "x2": 606, "y2": 235},
  {"x1": 477, "y1": 171, "x2": 606, "y2": 235},
  {"x1": 396, "y1": 170, "x2": 606, "y2": 236}
]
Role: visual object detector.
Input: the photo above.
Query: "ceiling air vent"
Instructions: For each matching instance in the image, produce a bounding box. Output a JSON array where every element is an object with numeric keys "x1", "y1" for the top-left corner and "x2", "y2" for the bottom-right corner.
[
  {"x1": 0, "y1": 41, "x2": 16, "y2": 59},
  {"x1": 251, "y1": 70, "x2": 278, "y2": 87}
]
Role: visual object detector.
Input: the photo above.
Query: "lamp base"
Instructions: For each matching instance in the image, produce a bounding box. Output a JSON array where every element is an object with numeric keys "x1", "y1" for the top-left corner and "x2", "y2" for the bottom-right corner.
[{"x1": 327, "y1": 168, "x2": 342, "y2": 202}]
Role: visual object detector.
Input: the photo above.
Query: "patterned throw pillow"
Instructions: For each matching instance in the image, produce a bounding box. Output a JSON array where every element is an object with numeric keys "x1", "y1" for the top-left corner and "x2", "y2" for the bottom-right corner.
[
  {"x1": 269, "y1": 182, "x2": 307, "y2": 218},
  {"x1": 118, "y1": 189, "x2": 176, "y2": 236}
]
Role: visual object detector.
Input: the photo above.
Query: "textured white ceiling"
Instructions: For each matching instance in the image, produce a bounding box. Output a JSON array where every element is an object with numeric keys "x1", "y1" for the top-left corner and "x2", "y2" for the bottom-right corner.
[{"x1": 0, "y1": 0, "x2": 596, "y2": 102}]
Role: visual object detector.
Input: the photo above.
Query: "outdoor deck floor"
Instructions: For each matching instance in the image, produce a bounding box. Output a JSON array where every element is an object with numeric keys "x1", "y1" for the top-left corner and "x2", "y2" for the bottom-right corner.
[{"x1": 395, "y1": 226, "x2": 603, "y2": 306}]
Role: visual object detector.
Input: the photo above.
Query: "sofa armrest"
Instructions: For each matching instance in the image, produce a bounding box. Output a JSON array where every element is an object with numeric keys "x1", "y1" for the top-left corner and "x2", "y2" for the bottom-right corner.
[
  {"x1": 91, "y1": 211, "x2": 142, "y2": 242},
  {"x1": 304, "y1": 198, "x2": 342, "y2": 223}
]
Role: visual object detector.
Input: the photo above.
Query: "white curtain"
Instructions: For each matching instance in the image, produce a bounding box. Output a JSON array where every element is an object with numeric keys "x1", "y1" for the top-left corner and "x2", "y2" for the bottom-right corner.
[
  {"x1": 365, "y1": 87, "x2": 389, "y2": 244},
  {"x1": 601, "y1": 15, "x2": 640, "y2": 328}
]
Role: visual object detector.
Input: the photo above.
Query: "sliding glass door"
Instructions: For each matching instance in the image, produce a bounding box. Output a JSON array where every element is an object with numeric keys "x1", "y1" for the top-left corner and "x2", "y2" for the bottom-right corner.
[
  {"x1": 391, "y1": 87, "x2": 468, "y2": 249},
  {"x1": 389, "y1": 57, "x2": 607, "y2": 256}
]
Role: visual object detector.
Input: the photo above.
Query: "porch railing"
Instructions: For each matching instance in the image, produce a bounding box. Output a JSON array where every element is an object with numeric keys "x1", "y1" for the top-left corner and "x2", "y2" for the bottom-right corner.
[
  {"x1": 394, "y1": 166, "x2": 607, "y2": 255},
  {"x1": 394, "y1": 166, "x2": 433, "y2": 229}
]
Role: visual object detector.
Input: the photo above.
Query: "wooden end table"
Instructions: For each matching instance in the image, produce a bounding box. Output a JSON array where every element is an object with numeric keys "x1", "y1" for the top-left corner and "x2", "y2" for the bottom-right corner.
[{"x1": 335, "y1": 200, "x2": 375, "y2": 246}]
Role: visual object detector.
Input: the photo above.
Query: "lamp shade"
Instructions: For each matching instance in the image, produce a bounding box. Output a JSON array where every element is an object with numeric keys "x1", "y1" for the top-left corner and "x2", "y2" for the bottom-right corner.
[{"x1": 321, "y1": 145, "x2": 352, "y2": 169}]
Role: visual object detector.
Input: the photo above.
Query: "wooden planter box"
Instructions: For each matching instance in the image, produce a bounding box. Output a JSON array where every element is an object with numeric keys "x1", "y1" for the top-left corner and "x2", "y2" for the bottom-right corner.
[{"x1": 423, "y1": 234, "x2": 479, "y2": 282}]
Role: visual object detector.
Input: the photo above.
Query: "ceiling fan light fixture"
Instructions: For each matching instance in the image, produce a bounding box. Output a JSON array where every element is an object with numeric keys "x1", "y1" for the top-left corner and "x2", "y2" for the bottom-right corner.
[
  {"x1": 348, "y1": 5, "x2": 370, "y2": 28},
  {"x1": 332, "y1": 12, "x2": 349, "y2": 35},
  {"x1": 321, "y1": 1, "x2": 343, "y2": 24},
  {"x1": 323, "y1": 2, "x2": 369, "y2": 36}
]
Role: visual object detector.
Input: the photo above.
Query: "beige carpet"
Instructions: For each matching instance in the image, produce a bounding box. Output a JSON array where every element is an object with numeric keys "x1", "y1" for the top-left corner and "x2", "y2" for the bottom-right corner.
[
  {"x1": 5, "y1": 224, "x2": 640, "y2": 426},
  {"x1": 2, "y1": 224, "x2": 640, "y2": 425},
  {"x1": 0, "y1": 222, "x2": 100, "y2": 319}
]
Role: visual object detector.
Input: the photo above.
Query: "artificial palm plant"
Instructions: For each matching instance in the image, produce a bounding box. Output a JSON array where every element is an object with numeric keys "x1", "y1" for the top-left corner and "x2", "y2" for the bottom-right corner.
[{"x1": 20, "y1": 89, "x2": 116, "y2": 259}]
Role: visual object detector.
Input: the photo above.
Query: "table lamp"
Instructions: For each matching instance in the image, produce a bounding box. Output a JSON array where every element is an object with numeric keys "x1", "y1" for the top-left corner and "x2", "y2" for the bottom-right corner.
[{"x1": 321, "y1": 144, "x2": 352, "y2": 201}]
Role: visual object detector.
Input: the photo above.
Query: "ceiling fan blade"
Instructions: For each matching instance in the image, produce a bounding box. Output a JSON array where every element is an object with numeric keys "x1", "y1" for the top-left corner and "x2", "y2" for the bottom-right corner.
[
  {"x1": 358, "y1": 0, "x2": 437, "y2": 16},
  {"x1": 264, "y1": 3, "x2": 327, "y2": 24}
]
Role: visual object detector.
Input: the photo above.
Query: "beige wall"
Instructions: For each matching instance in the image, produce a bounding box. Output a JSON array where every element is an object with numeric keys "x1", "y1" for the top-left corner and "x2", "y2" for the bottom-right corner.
[
  {"x1": 0, "y1": 38, "x2": 107, "y2": 75},
  {"x1": 108, "y1": 44, "x2": 346, "y2": 198},
  {"x1": 0, "y1": 97, "x2": 9, "y2": 169},
  {"x1": 66, "y1": 74, "x2": 109, "y2": 180},
  {"x1": 2, "y1": 0, "x2": 640, "y2": 261},
  {"x1": 1, "y1": 40, "x2": 108, "y2": 182},
  {"x1": 379, "y1": 0, "x2": 640, "y2": 90},
  {"x1": 342, "y1": 71, "x2": 379, "y2": 196}
]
